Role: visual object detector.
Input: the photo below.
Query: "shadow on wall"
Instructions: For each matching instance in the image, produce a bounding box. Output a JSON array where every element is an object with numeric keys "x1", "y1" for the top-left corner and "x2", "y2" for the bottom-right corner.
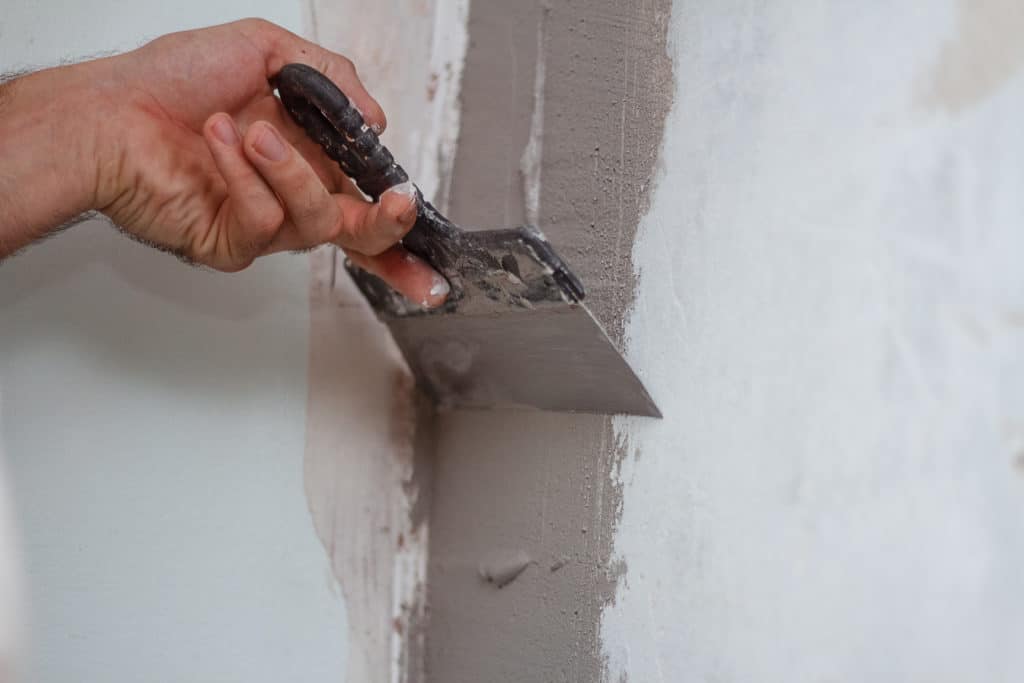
[{"x1": 0, "y1": 217, "x2": 308, "y2": 403}]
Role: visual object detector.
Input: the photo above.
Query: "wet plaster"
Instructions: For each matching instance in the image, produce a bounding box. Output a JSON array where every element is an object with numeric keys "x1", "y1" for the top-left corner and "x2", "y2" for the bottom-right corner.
[{"x1": 425, "y1": 0, "x2": 673, "y2": 680}]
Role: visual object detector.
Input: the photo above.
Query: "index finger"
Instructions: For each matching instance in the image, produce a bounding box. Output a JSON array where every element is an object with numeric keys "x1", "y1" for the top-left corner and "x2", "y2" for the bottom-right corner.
[{"x1": 239, "y1": 18, "x2": 388, "y2": 133}]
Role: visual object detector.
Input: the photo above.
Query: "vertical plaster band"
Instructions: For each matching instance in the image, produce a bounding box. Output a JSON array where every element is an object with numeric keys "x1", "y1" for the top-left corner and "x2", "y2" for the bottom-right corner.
[{"x1": 425, "y1": 1, "x2": 673, "y2": 680}]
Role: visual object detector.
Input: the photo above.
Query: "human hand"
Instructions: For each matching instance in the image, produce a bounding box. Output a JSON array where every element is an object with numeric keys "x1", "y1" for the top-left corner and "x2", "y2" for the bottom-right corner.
[{"x1": 0, "y1": 19, "x2": 448, "y2": 306}]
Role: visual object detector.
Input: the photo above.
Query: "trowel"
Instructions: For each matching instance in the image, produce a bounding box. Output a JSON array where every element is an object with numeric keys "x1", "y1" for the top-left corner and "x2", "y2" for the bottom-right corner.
[{"x1": 276, "y1": 64, "x2": 660, "y2": 417}]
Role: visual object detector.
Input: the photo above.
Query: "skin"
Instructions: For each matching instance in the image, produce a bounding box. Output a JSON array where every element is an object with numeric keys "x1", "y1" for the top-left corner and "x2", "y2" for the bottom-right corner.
[{"x1": 0, "y1": 18, "x2": 449, "y2": 307}]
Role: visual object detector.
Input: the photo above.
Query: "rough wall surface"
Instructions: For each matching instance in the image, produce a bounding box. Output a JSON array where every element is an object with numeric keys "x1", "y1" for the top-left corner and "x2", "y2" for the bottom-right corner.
[
  {"x1": 425, "y1": 0, "x2": 672, "y2": 680},
  {"x1": 304, "y1": 2, "x2": 466, "y2": 682},
  {"x1": 603, "y1": 0, "x2": 1024, "y2": 681}
]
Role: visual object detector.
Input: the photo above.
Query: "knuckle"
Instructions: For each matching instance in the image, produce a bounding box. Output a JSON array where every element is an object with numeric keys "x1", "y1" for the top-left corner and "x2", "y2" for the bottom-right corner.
[
  {"x1": 354, "y1": 229, "x2": 393, "y2": 256},
  {"x1": 290, "y1": 186, "x2": 334, "y2": 231},
  {"x1": 322, "y1": 56, "x2": 358, "y2": 84},
  {"x1": 239, "y1": 17, "x2": 273, "y2": 34},
  {"x1": 336, "y1": 56, "x2": 356, "y2": 75},
  {"x1": 251, "y1": 210, "x2": 283, "y2": 244}
]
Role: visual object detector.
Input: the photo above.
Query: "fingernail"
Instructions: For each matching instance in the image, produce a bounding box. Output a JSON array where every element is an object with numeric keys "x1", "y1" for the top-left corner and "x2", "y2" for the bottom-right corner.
[
  {"x1": 212, "y1": 116, "x2": 239, "y2": 146},
  {"x1": 428, "y1": 274, "x2": 450, "y2": 305},
  {"x1": 371, "y1": 122, "x2": 384, "y2": 135},
  {"x1": 385, "y1": 181, "x2": 418, "y2": 223},
  {"x1": 253, "y1": 125, "x2": 288, "y2": 162},
  {"x1": 386, "y1": 180, "x2": 416, "y2": 199}
]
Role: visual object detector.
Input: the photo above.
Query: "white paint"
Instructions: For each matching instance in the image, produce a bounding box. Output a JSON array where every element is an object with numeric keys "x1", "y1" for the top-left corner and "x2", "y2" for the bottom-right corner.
[
  {"x1": 421, "y1": 0, "x2": 471, "y2": 211},
  {"x1": 0, "y1": 398, "x2": 23, "y2": 682},
  {"x1": 0, "y1": 3, "x2": 348, "y2": 682},
  {"x1": 519, "y1": 9, "x2": 547, "y2": 228},
  {"x1": 604, "y1": 1, "x2": 1024, "y2": 681}
]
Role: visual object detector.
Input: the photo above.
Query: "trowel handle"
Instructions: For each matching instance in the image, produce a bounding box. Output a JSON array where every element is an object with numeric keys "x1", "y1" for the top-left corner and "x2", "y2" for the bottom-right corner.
[
  {"x1": 273, "y1": 63, "x2": 408, "y2": 201},
  {"x1": 273, "y1": 63, "x2": 471, "y2": 296}
]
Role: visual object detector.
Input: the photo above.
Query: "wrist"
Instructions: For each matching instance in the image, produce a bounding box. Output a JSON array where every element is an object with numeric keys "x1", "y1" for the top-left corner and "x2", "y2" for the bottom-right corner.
[{"x1": 0, "y1": 61, "x2": 114, "y2": 250}]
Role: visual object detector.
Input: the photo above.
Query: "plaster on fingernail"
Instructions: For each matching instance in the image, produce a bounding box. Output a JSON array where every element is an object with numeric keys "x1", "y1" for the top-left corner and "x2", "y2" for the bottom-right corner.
[
  {"x1": 386, "y1": 180, "x2": 417, "y2": 199},
  {"x1": 430, "y1": 276, "x2": 451, "y2": 299},
  {"x1": 386, "y1": 182, "x2": 419, "y2": 225}
]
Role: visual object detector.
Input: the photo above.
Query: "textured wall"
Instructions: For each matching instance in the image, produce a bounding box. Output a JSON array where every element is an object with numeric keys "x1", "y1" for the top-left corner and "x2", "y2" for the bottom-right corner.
[
  {"x1": 425, "y1": 1, "x2": 672, "y2": 680},
  {"x1": 303, "y1": 2, "x2": 467, "y2": 681},
  {"x1": 604, "y1": 1, "x2": 1024, "y2": 681}
]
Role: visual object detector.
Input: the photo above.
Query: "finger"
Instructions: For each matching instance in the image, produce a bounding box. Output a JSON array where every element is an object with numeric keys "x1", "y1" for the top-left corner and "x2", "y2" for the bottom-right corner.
[
  {"x1": 264, "y1": 182, "x2": 418, "y2": 255},
  {"x1": 332, "y1": 182, "x2": 418, "y2": 255},
  {"x1": 243, "y1": 121, "x2": 418, "y2": 254},
  {"x1": 232, "y1": 93, "x2": 350, "y2": 192},
  {"x1": 202, "y1": 113, "x2": 285, "y2": 269},
  {"x1": 241, "y1": 19, "x2": 387, "y2": 133},
  {"x1": 348, "y1": 245, "x2": 451, "y2": 309},
  {"x1": 242, "y1": 120, "x2": 344, "y2": 248}
]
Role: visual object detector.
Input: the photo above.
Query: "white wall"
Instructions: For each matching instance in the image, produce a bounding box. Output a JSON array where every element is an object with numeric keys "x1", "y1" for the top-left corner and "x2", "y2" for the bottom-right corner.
[
  {"x1": 603, "y1": 1, "x2": 1024, "y2": 681},
  {"x1": 0, "y1": 3, "x2": 349, "y2": 682}
]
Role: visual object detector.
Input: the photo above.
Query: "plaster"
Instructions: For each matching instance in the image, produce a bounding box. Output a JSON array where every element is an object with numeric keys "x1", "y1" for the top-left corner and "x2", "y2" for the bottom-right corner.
[
  {"x1": 920, "y1": 0, "x2": 1024, "y2": 113},
  {"x1": 301, "y1": 3, "x2": 466, "y2": 681},
  {"x1": 302, "y1": 249, "x2": 429, "y2": 683},
  {"x1": 425, "y1": 0, "x2": 672, "y2": 680},
  {"x1": 603, "y1": 1, "x2": 1024, "y2": 680}
]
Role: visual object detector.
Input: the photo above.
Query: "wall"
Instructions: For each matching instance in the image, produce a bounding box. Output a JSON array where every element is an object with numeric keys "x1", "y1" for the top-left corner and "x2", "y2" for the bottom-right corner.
[
  {"x1": 0, "y1": 3, "x2": 347, "y2": 682},
  {"x1": 425, "y1": 1, "x2": 672, "y2": 680},
  {"x1": 301, "y1": 2, "x2": 466, "y2": 682},
  {"x1": 603, "y1": 1, "x2": 1024, "y2": 680},
  {"x1": 427, "y1": 0, "x2": 1024, "y2": 681}
]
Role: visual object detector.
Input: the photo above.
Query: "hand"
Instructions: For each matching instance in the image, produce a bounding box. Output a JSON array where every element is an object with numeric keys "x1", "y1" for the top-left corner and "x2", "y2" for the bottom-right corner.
[{"x1": 0, "y1": 19, "x2": 449, "y2": 307}]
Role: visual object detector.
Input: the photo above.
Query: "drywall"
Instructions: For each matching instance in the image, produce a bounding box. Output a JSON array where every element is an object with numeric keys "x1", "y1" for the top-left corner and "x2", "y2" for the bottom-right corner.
[
  {"x1": 302, "y1": 3, "x2": 466, "y2": 681},
  {"x1": 0, "y1": 3, "x2": 347, "y2": 682},
  {"x1": 425, "y1": 1, "x2": 672, "y2": 680},
  {"x1": 602, "y1": 0, "x2": 1024, "y2": 681}
]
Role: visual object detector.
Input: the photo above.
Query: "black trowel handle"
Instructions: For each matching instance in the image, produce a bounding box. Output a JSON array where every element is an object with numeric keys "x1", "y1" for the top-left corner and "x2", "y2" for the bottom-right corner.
[
  {"x1": 274, "y1": 63, "x2": 586, "y2": 304},
  {"x1": 273, "y1": 63, "x2": 468, "y2": 276},
  {"x1": 274, "y1": 63, "x2": 408, "y2": 200}
]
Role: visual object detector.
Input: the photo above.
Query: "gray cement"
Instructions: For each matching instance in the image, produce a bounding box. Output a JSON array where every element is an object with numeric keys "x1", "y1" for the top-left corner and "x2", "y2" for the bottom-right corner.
[{"x1": 425, "y1": 0, "x2": 673, "y2": 680}]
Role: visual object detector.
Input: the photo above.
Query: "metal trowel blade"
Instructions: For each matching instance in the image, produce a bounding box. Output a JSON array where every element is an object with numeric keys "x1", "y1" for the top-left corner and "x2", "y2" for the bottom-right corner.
[
  {"x1": 347, "y1": 216, "x2": 661, "y2": 417},
  {"x1": 383, "y1": 302, "x2": 660, "y2": 416}
]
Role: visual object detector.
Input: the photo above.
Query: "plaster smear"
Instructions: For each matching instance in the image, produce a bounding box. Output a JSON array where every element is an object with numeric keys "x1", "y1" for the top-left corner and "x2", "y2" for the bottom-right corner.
[
  {"x1": 604, "y1": 1, "x2": 1024, "y2": 680},
  {"x1": 303, "y1": 249, "x2": 432, "y2": 683},
  {"x1": 301, "y1": 3, "x2": 467, "y2": 681},
  {"x1": 426, "y1": 1, "x2": 672, "y2": 681}
]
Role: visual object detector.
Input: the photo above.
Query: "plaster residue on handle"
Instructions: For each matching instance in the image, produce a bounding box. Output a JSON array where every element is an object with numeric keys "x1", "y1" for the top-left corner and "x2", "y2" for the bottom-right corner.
[{"x1": 520, "y1": 6, "x2": 548, "y2": 228}]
